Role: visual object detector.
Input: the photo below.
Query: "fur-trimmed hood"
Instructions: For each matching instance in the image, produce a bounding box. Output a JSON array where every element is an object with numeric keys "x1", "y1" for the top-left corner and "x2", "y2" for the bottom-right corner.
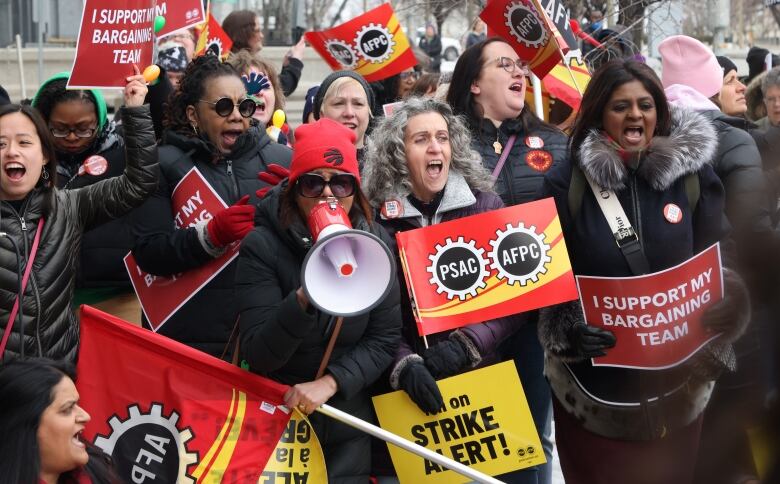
[{"x1": 578, "y1": 107, "x2": 717, "y2": 192}]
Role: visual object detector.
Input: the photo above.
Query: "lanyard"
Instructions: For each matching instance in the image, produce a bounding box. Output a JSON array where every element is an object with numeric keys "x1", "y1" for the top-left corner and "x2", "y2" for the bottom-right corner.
[{"x1": 490, "y1": 135, "x2": 517, "y2": 183}]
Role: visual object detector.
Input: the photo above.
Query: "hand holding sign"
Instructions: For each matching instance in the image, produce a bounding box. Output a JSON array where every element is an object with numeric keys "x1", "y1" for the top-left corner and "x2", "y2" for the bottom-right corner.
[
  {"x1": 124, "y1": 65, "x2": 148, "y2": 107},
  {"x1": 424, "y1": 338, "x2": 472, "y2": 379},
  {"x1": 283, "y1": 375, "x2": 339, "y2": 415},
  {"x1": 257, "y1": 164, "x2": 291, "y2": 198},
  {"x1": 569, "y1": 322, "x2": 616, "y2": 358},
  {"x1": 207, "y1": 195, "x2": 256, "y2": 247},
  {"x1": 399, "y1": 361, "x2": 445, "y2": 414}
]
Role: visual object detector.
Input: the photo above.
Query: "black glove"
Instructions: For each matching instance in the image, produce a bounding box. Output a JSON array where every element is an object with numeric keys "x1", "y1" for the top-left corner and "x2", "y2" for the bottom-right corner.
[
  {"x1": 568, "y1": 323, "x2": 616, "y2": 358},
  {"x1": 701, "y1": 269, "x2": 749, "y2": 340},
  {"x1": 424, "y1": 339, "x2": 470, "y2": 379},
  {"x1": 399, "y1": 363, "x2": 444, "y2": 414}
]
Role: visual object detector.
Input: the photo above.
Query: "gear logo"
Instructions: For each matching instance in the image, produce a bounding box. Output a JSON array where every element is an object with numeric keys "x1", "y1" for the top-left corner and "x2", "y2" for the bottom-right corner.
[
  {"x1": 325, "y1": 39, "x2": 357, "y2": 68},
  {"x1": 489, "y1": 223, "x2": 551, "y2": 285},
  {"x1": 354, "y1": 23, "x2": 395, "y2": 63},
  {"x1": 205, "y1": 38, "x2": 223, "y2": 57},
  {"x1": 94, "y1": 403, "x2": 198, "y2": 483},
  {"x1": 427, "y1": 237, "x2": 490, "y2": 300},
  {"x1": 504, "y1": 2, "x2": 548, "y2": 48}
]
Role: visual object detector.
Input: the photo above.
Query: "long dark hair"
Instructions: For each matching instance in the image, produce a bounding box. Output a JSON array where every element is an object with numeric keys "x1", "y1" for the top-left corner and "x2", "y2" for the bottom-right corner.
[
  {"x1": 164, "y1": 55, "x2": 242, "y2": 137},
  {"x1": 0, "y1": 104, "x2": 59, "y2": 212},
  {"x1": 222, "y1": 10, "x2": 259, "y2": 53},
  {"x1": 447, "y1": 37, "x2": 552, "y2": 137},
  {"x1": 569, "y1": 59, "x2": 672, "y2": 163},
  {"x1": 0, "y1": 358, "x2": 117, "y2": 484}
]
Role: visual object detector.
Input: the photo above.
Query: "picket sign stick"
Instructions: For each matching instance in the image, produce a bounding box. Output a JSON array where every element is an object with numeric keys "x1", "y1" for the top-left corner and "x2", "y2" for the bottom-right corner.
[
  {"x1": 529, "y1": 0, "x2": 582, "y2": 97},
  {"x1": 315, "y1": 404, "x2": 504, "y2": 484},
  {"x1": 315, "y1": 316, "x2": 344, "y2": 379},
  {"x1": 531, "y1": 74, "x2": 544, "y2": 118}
]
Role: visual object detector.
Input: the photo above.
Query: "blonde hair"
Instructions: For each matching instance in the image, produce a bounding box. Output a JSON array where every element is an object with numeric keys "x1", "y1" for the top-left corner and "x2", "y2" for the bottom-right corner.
[{"x1": 321, "y1": 77, "x2": 374, "y2": 119}]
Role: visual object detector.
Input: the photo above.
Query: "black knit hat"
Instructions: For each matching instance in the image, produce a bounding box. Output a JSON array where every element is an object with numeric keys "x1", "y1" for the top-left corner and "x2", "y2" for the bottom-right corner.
[
  {"x1": 313, "y1": 70, "x2": 375, "y2": 119},
  {"x1": 716, "y1": 56, "x2": 738, "y2": 78}
]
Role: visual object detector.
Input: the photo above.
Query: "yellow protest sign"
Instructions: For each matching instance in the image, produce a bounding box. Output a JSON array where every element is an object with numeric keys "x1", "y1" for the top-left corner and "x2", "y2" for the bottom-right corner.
[
  {"x1": 372, "y1": 361, "x2": 544, "y2": 483},
  {"x1": 259, "y1": 409, "x2": 327, "y2": 483}
]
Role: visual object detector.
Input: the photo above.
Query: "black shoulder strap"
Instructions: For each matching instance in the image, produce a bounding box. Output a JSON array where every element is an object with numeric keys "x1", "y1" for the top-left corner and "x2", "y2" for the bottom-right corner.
[
  {"x1": 684, "y1": 172, "x2": 700, "y2": 214},
  {"x1": 568, "y1": 163, "x2": 586, "y2": 218}
]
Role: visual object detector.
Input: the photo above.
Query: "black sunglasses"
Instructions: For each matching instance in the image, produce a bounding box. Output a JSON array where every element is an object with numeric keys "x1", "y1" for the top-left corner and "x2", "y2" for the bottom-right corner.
[
  {"x1": 296, "y1": 173, "x2": 357, "y2": 198},
  {"x1": 199, "y1": 97, "x2": 256, "y2": 118}
]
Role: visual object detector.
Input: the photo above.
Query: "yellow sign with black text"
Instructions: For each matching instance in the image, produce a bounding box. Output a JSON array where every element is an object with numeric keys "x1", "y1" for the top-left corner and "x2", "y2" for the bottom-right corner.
[
  {"x1": 372, "y1": 361, "x2": 544, "y2": 483},
  {"x1": 259, "y1": 409, "x2": 327, "y2": 483}
]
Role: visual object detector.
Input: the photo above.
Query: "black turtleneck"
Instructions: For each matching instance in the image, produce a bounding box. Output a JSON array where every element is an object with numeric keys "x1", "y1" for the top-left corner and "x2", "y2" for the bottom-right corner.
[{"x1": 407, "y1": 189, "x2": 445, "y2": 220}]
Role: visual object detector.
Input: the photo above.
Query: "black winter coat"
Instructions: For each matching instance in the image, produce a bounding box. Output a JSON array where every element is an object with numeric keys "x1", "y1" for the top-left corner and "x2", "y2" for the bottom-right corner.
[
  {"x1": 0, "y1": 106, "x2": 158, "y2": 362},
  {"x1": 538, "y1": 107, "x2": 731, "y2": 440},
  {"x1": 131, "y1": 126, "x2": 292, "y2": 357},
  {"x1": 56, "y1": 126, "x2": 136, "y2": 290},
  {"x1": 235, "y1": 184, "x2": 401, "y2": 481},
  {"x1": 469, "y1": 117, "x2": 568, "y2": 206}
]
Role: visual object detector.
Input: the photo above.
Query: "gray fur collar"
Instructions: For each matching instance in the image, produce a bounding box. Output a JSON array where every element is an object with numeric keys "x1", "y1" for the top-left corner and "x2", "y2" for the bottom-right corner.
[{"x1": 579, "y1": 107, "x2": 717, "y2": 191}]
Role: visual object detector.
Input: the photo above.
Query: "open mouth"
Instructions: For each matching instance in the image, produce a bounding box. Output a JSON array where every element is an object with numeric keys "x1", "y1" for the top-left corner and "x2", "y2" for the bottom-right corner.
[
  {"x1": 623, "y1": 126, "x2": 644, "y2": 144},
  {"x1": 426, "y1": 160, "x2": 443, "y2": 177},
  {"x1": 221, "y1": 129, "x2": 242, "y2": 147},
  {"x1": 509, "y1": 82, "x2": 524, "y2": 93},
  {"x1": 342, "y1": 122, "x2": 357, "y2": 131},
  {"x1": 72, "y1": 430, "x2": 86, "y2": 449},
  {"x1": 4, "y1": 162, "x2": 26, "y2": 182}
]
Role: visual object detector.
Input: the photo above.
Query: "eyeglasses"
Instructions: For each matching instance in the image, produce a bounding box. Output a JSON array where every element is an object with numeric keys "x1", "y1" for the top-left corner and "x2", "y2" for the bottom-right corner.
[
  {"x1": 494, "y1": 57, "x2": 531, "y2": 75},
  {"x1": 199, "y1": 98, "x2": 257, "y2": 118},
  {"x1": 49, "y1": 126, "x2": 96, "y2": 138},
  {"x1": 296, "y1": 173, "x2": 357, "y2": 198},
  {"x1": 399, "y1": 71, "x2": 420, "y2": 81},
  {"x1": 765, "y1": 97, "x2": 780, "y2": 106}
]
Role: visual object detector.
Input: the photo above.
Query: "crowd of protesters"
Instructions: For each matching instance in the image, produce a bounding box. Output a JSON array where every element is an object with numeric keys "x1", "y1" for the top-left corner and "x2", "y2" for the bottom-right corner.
[{"x1": 0, "y1": 9, "x2": 778, "y2": 484}]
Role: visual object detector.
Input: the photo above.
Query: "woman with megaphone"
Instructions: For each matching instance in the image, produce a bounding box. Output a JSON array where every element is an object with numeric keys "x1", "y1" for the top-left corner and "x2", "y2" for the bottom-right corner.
[
  {"x1": 235, "y1": 117, "x2": 401, "y2": 482},
  {"x1": 362, "y1": 97, "x2": 526, "y2": 477}
]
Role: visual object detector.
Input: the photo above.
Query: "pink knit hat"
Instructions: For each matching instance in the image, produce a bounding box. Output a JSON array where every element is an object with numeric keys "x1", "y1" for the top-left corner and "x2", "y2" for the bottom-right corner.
[{"x1": 658, "y1": 35, "x2": 723, "y2": 98}]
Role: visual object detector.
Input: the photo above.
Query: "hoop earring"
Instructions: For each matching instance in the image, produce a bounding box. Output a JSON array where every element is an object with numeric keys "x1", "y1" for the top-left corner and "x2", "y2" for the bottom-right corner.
[{"x1": 41, "y1": 165, "x2": 50, "y2": 181}]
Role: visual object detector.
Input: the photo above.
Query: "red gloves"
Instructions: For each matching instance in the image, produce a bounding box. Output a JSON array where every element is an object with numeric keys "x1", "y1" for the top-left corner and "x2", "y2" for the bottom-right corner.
[
  {"x1": 207, "y1": 195, "x2": 256, "y2": 247},
  {"x1": 256, "y1": 164, "x2": 290, "y2": 198}
]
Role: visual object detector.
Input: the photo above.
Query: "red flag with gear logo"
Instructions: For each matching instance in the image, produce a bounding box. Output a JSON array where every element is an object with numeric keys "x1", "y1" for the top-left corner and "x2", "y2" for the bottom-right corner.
[{"x1": 76, "y1": 306, "x2": 292, "y2": 483}]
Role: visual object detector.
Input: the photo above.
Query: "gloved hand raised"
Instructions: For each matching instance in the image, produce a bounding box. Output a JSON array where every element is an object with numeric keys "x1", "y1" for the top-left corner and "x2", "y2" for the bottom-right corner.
[
  {"x1": 256, "y1": 164, "x2": 290, "y2": 198},
  {"x1": 206, "y1": 195, "x2": 255, "y2": 247},
  {"x1": 399, "y1": 362, "x2": 444, "y2": 414},
  {"x1": 568, "y1": 323, "x2": 616, "y2": 358},
  {"x1": 424, "y1": 339, "x2": 471, "y2": 380}
]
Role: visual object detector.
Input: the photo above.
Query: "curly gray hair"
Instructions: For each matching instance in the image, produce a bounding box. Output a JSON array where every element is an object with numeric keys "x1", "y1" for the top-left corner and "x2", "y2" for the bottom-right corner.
[
  {"x1": 362, "y1": 96, "x2": 493, "y2": 206},
  {"x1": 762, "y1": 66, "x2": 780, "y2": 96}
]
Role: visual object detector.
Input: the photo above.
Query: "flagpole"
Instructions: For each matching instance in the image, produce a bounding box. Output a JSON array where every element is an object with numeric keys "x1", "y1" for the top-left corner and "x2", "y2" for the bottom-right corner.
[
  {"x1": 531, "y1": 73, "x2": 544, "y2": 119},
  {"x1": 530, "y1": 0, "x2": 583, "y2": 97},
  {"x1": 315, "y1": 404, "x2": 505, "y2": 484}
]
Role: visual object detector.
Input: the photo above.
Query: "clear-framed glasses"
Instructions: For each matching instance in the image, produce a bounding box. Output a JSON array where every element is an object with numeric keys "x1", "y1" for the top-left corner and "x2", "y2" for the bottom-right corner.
[
  {"x1": 49, "y1": 126, "x2": 97, "y2": 138},
  {"x1": 494, "y1": 57, "x2": 531, "y2": 76}
]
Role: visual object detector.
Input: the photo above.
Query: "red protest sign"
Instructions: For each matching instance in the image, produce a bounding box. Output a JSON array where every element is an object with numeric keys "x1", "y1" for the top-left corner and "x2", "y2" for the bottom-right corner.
[
  {"x1": 577, "y1": 244, "x2": 724, "y2": 370},
  {"x1": 69, "y1": 0, "x2": 156, "y2": 89},
  {"x1": 124, "y1": 168, "x2": 240, "y2": 330},
  {"x1": 395, "y1": 198, "x2": 578, "y2": 336},
  {"x1": 304, "y1": 3, "x2": 417, "y2": 82},
  {"x1": 480, "y1": 0, "x2": 568, "y2": 78},
  {"x1": 156, "y1": 0, "x2": 205, "y2": 38}
]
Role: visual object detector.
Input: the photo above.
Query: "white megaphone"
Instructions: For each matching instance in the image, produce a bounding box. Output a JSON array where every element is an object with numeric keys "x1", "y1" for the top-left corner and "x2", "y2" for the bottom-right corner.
[{"x1": 301, "y1": 197, "x2": 395, "y2": 317}]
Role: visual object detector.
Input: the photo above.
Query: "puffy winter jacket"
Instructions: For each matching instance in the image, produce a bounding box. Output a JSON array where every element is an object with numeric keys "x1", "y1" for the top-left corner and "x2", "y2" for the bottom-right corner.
[
  {"x1": 469, "y1": 117, "x2": 569, "y2": 206},
  {"x1": 235, "y1": 183, "x2": 401, "y2": 481},
  {"x1": 131, "y1": 126, "x2": 291, "y2": 357},
  {"x1": 373, "y1": 172, "x2": 525, "y2": 387},
  {"x1": 538, "y1": 107, "x2": 737, "y2": 440},
  {"x1": 0, "y1": 105, "x2": 158, "y2": 362}
]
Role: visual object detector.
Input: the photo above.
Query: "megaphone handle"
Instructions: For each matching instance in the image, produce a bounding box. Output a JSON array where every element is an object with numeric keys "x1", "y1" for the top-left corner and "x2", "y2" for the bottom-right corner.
[{"x1": 316, "y1": 316, "x2": 344, "y2": 379}]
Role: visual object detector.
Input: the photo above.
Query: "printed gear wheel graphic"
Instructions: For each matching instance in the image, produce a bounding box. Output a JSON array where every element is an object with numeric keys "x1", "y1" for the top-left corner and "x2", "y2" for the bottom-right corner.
[
  {"x1": 206, "y1": 37, "x2": 224, "y2": 56},
  {"x1": 94, "y1": 403, "x2": 198, "y2": 483},
  {"x1": 489, "y1": 223, "x2": 552, "y2": 286},
  {"x1": 354, "y1": 23, "x2": 396, "y2": 63},
  {"x1": 504, "y1": 2, "x2": 549, "y2": 49},
  {"x1": 426, "y1": 236, "x2": 490, "y2": 301},
  {"x1": 325, "y1": 39, "x2": 358, "y2": 68}
]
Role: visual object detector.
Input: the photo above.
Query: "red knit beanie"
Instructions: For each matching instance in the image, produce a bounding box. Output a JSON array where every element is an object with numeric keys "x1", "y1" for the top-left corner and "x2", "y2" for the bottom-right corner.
[{"x1": 288, "y1": 118, "x2": 360, "y2": 185}]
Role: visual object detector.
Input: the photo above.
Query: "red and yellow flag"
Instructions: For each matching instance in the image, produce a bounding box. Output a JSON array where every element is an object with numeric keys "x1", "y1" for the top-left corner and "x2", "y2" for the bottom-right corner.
[
  {"x1": 76, "y1": 306, "x2": 291, "y2": 483},
  {"x1": 195, "y1": 13, "x2": 233, "y2": 59},
  {"x1": 542, "y1": 51, "x2": 591, "y2": 110},
  {"x1": 305, "y1": 3, "x2": 417, "y2": 82},
  {"x1": 480, "y1": 0, "x2": 569, "y2": 78}
]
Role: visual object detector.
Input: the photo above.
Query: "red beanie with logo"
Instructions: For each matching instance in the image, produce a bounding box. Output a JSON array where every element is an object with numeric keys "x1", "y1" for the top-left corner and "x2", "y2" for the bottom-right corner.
[{"x1": 288, "y1": 118, "x2": 360, "y2": 185}]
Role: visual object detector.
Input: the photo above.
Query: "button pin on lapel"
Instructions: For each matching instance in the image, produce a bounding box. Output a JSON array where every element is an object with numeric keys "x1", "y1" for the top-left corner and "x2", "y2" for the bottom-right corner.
[{"x1": 663, "y1": 203, "x2": 682, "y2": 224}]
